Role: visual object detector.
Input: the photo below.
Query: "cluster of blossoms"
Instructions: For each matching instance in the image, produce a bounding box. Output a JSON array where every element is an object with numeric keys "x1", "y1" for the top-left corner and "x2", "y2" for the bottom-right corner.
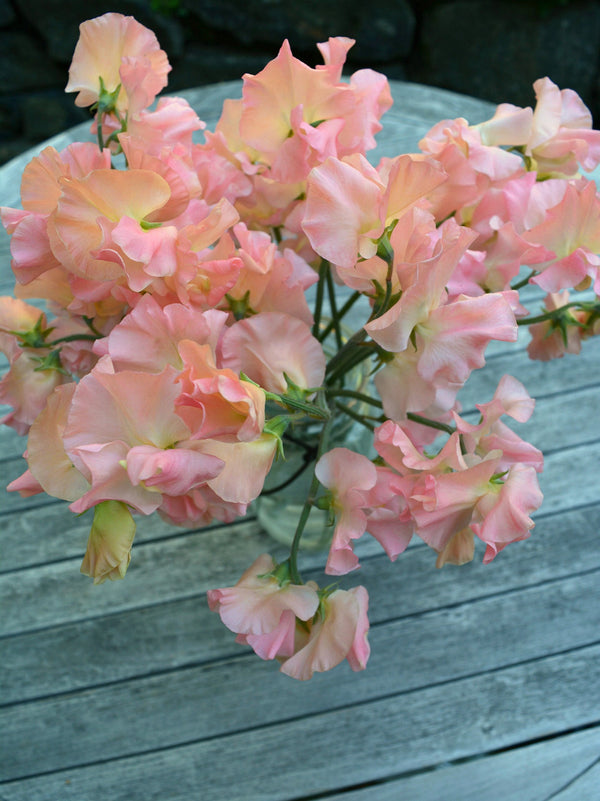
[{"x1": 1, "y1": 13, "x2": 599, "y2": 680}]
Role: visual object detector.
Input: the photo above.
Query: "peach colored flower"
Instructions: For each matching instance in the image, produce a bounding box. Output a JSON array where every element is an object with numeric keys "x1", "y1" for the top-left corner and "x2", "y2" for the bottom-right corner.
[
  {"x1": 220, "y1": 312, "x2": 326, "y2": 394},
  {"x1": 66, "y1": 12, "x2": 170, "y2": 116},
  {"x1": 19, "y1": 382, "x2": 89, "y2": 502},
  {"x1": 191, "y1": 434, "x2": 278, "y2": 504},
  {"x1": 48, "y1": 168, "x2": 172, "y2": 283},
  {"x1": 527, "y1": 291, "x2": 586, "y2": 360},
  {"x1": 208, "y1": 553, "x2": 320, "y2": 661},
  {"x1": 94, "y1": 294, "x2": 227, "y2": 373},
  {"x1": 176, "y1": 340, "x2": 266, "y2": 442},
  {"x1": 280, "y1": 586, "x2": 370, "y2": 680}
]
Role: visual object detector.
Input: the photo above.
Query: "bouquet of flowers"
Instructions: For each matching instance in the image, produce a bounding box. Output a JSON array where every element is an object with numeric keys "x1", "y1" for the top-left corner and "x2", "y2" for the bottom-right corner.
[{"x1": 1, "y1": 12, "x2": 599, "y2": 680}]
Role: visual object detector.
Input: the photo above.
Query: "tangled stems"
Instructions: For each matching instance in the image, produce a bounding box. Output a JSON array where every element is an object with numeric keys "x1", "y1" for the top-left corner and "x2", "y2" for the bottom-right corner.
[
  {"x1": 517, "y1": 299, "x2": 600, "y2": 327},
  {"x1": 287, "y1": 394, "x2": 335, "y2": 584}
]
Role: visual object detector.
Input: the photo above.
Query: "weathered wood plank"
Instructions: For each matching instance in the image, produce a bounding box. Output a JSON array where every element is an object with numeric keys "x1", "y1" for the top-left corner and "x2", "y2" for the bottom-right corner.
[
  {"x1": 320, "y1": 726, "x2": 600, "y2": 801},
  {"x1": 1, "y1": 434, "x2": 598, "y2": 638},
  {"x1": 1, "y1": 568, "x2": 599, "y2": 781},
  {"x1": 1, "y1": 643, "x2": 599, "y2": 798},
  {"x1": 549, "y1": 754, "x2": 600, "y2": 801},
  {"x1": 2, "y1": 515, "x2": 599, "y2": 706}
]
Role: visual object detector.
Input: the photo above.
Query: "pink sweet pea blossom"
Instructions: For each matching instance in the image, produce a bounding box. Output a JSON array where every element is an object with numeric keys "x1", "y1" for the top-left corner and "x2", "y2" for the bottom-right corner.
[
  {"x1": 476, "y1": 78, "x2": 600, "y2": 176},
  {"x1": 452, "y1": 375, "x2": 544, "y2": 474},
  {"x1": 316, "y1": 448, "x2": 378, "y2": 575},
  {"x1": 303, "y1": 153, "x2": 446, "y2": 270},
  {"x1": 48, "y1": 167, "x2": 173, "y2": 283},
  {"x1": 11, "y1": 382, "x2": 89, "y2": 502},
  {"x1": 223, "y1": 223, "x2": 317, "y2": 325},
  {"x1": 471, "y1": 464, "x2": 543, "y2": 563},
  {"x1": 419, "y1": 116, "x2": 524, "y2": 221},
  {"x1": 527, "y1": 291, "x2": 586, "y2": 360},
  {"x1": 176, "y1": 340, "x2": 266, "y2": 442},
  {"x1": 62, "y1": 359, "x2": 224, "y2": 515},
  {"x1": 0, "y1": 350, "x2": 68, "y2": 436},
  {"x1": 315, "y1": 448, "x2": 413, "y2": 575},
  {"x1": 373, "y1": 385, "x2": 543, "y2": 565},
  {"x1": 280, "y1": 586, "x2": 370, "y2": 680},
  {"x1": 208, "y1": 553, "x2": 320, "y2": 661},
  {"x1": 524, "y1": 180, "x2": 600, "y2": 293},
  {"x1": 1, "y1": 143, "x2": 111, "y2": 285},
  {"x1": 66, "y1": 13, "x2": 170, "y2": 116},
  {"x1": 191, "y1": 433, "x2": 279, "y2": 504},
  {"x1": 219, "y1": 312, "x2": 326, "y2": 394},
  {"x1": 527, "y1": 78, "x2": 600, "y2": 174},
  {"x1": 94, "y1": 294, "x2": 228, "y2": 372}
]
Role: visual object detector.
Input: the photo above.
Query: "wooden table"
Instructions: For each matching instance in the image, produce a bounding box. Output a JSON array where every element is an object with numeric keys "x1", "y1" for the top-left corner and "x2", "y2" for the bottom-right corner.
[{"x1": 1, "y1": 82, "x2": 599, "y2": 801}]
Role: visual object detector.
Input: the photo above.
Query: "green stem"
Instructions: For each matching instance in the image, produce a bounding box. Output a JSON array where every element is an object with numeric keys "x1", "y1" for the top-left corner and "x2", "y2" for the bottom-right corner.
[
  {"x1": 312, "y1": 259, "x2": 328, "y2": 339},
  {"x1": 325, "y1": 267, "x2": 343, "y2": 352},
  {"x1": 288, "y1": 396, "x2": 333, "y2": 584},
  {"x1": 264, "y1": 391, "x2": 330, "y2": 419},
  {"x1": 510, "y1": 270, "x2": 538, "y2": 291},
  {"x1": 317, "y1": 291, "x2": 361, "y2": 342},
  {"x1": 44, "y1": 333, "x2": 98, "y2": 347},
  {"x1": 325, "y1": 259, "x2": 394, "y2": 385},
  {"x1": 406, "y1": 412, "x2": 456, "y2": 436},
  {"x1": 517, "y1": 300, "x2": 600, "y2": 326},
  {"x1": 334, "y1": 400, "x2": 376, "y2": 431},
  {"x1": 96, "y1": 113, "x2": 105, "y2": 152},
  {"x1": 326, "y1": 388, "x2": 383, "y2": 409}
]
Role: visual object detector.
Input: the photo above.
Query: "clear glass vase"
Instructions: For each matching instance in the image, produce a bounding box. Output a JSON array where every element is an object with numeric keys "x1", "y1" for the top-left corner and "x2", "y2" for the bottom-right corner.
[{"x1": 255, "y1": 358, "x2": 374, "y2": 551}]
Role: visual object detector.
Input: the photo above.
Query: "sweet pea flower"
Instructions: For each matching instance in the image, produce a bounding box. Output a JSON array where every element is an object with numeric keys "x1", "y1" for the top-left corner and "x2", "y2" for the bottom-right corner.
[
  {"x1": 367, "y1": 223, "x2": 518, "y2": 421},
  {"x1": 0, "y1": 333, "x2": 69, "y2": 436},
  {"x1": 316, "y1": 448, "x2": 413, "y2": 575},
  {"x1": 471, "y1": 463, "x2": 543, "y2": 563},
  {"x1": 66, "y1": 13, "x2": 170, "y2": 116},
  {"x1": 452, "y1": 375, "x2": 544, "y2": 474},
  {"x1": 176, "y1": 340, "x2": 266, "y2": 442},
  {"x1": 94, "y1": 294, "x2": 228, "y2": 373},
  {"x1": 419, "y1": 116, "x2": 524, "y2": 221},
  {"x1": 48, "y1": 167, "x2": 173, "y2": 284},
  {"x1": 374, "y1": 391, "x2": 543, "y2": 565},
  {"x1": 208, "y1": 553, "x2": 320, "y2": 661},
  {"x1": 10, "y1": 382, "x2": 89, "y2": 503},
  {"x1": 239, "y1": 37, "x2": 391, "y2": 185},
  {"x1": 223, "y1": 223, "x2": 317, "y2": 325},
  {"x1": 191, "y1": 433, "x2": 279, "y2": 504},
  {"x1": 524, "y1": 180, "x2": 600, "y2": 293},
  {"x1": 316, "y1": 448, "x2": 378, "y2": 575},
  {"x1": 527, "y1": 291, "x2": 587, "y2": 360},
  {"x1": 280, "y1": 586, "x2": 371, "y2": 680},
  {"x1": 1, "y1": 143, "x2": 111, "y2": 285},
  {"x1": 303, "y1": 153, "x2": 446, "y2": 271},
  {"x1": 122, "y1": 96, "x2": 205, "y2": 155},
  {"x1": 62, "y1": 358, "x2": 224, "y2": 515},
  {"x1": 219, "y1": 312, "x2": 326, "y2": 394}
]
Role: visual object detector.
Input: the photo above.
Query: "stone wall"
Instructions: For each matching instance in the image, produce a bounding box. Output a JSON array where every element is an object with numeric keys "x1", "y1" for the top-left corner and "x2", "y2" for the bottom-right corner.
[{"x1": 1, "y1": 0, "x2": 599, "y2": 164}]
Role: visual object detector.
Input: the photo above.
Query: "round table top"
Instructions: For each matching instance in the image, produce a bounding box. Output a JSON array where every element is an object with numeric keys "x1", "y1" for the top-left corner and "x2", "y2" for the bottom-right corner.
[
  {"x1": 2, "y1": 83, "x2": 600, "y2": 801},
  {"x1": 0, "y1": 80, "x2": 497, "y2": 209}
]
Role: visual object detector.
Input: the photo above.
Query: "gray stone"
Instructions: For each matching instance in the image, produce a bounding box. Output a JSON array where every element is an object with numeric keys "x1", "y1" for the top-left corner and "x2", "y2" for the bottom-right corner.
[
  {"x1": 0, "y1": 0, "x2": 16, "y2": 27},
  {"x1": 415, "y1": 0, "x2": 600, "y2": 121},
  {"x1": 14, "y1": 0, "x2": 185, "y2": 63},
  {"x1": 181, "y1": 0, "x2": 416, "y2": 61},
  {"x1": 0, "y1": 32, "x2": 64, "y2": 92},
  {"x1": 21, "y1": 93, "x2": 88, "y2": 141},
  {"x1": 169, "y1": 43, "x2": 276, "y2": 89},
  {"x1": 0, "y1": 136, "x2": 32, "y2": 165}
]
